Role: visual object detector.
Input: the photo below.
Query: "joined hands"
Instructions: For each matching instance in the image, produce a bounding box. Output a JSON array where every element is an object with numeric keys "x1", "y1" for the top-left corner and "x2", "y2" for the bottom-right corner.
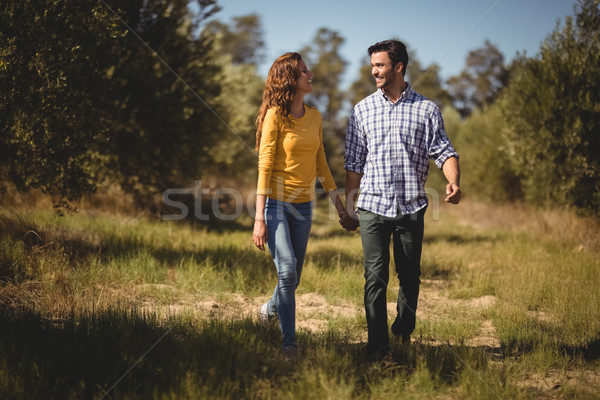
[{"x1": 338, "y1": 210, "x2": 359, "y2": 232}]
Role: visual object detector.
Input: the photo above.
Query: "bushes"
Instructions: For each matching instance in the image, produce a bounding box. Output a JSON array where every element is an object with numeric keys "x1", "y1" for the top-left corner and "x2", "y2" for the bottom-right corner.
[{"x1": 447, "y1": 0, "x2": 600, "y2": 215}]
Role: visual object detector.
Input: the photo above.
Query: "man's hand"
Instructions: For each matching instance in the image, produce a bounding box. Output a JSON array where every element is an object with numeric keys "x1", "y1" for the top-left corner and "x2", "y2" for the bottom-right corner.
[
  {"x1": 342, "y1": 170, "x2": 363, "y2": 231},
  {"x1": 442, "y1": 157, "x2": 461, "y2": 204},
  {"x1": 339, "y1": 211, "x2": 359, "y2": 231},
  {"x1": 445, "y1": 183, "x2": 461, "y2": 204}
]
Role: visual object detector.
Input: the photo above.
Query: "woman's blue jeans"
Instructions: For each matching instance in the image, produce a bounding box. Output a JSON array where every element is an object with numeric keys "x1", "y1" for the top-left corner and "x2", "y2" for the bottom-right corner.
[{"x1": 265, "y1": 198, "x2": 313, "y2": 348}]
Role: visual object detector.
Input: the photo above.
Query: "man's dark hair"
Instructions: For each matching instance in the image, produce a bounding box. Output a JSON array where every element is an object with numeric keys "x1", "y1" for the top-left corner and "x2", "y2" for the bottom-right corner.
[{"x1": 368, "y1": 40, "x2": 409, "y2": 76}]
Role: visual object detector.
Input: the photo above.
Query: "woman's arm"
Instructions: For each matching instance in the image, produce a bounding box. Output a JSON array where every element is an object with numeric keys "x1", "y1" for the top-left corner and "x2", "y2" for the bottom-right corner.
[
  {"x1": 252, "y1": 194, "x2": 268, "y2": 251},
  {"x1": 254, "y1": 110, "x2": 279, "y2": 251},
  {"x1": 328, "y1": 189, "x2": 345, "y2": 219}
]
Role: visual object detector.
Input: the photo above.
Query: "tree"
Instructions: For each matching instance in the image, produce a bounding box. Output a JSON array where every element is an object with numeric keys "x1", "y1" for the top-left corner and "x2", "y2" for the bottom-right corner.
[
  {"x1": 301, "y1": 28, "x2": 347, "y2": 125},
  {"x1": 501, "y1": 0, "x2": 600, "y2": 213},
  {"x1": 203, "y1": 14, "x2": 265, "y2": 65},
  {"x1": 105, "y1": 0, "x2": 225, "y2": 205},
  {"x1": 446, "y1": 40, "x2": 508, "y2": 116},
  {"x1": 300, "y1": 28, "x2": 348, "y2": 183},
  {"x1": 199, "y1": 14, "x2": 266, "y2": 181},
  {"x1": 406, "y1": 53, "x2": 452, "y2": 109},
  {"x1": 452, "y1": 104, "x2": 522, "y2": 202},
  {"x1": 0, "y1": 0, "x2": 121, "y2": 206},
  {"x1": 348, "y1": 58, "x2": 374, "y2": 107},
  {"x1": 0, "y1": 0, "x2": 225, "y2": 209}
]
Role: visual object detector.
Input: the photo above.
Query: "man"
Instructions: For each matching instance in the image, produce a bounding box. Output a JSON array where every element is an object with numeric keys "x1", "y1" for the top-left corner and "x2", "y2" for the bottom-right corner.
[{"x1": 340, "y1": 40, "x2": 461, "y2": 359}]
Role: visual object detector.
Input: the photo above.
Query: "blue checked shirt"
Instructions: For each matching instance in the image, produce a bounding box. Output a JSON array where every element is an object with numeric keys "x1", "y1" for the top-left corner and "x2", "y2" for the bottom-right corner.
[{"x1": 344, "y1": 85, "x2": 458, "y2": 217}]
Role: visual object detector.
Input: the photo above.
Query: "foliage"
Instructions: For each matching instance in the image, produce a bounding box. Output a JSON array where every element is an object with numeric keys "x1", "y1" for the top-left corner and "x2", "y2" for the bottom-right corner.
[
  {"x1": 500, "y1": 0, "x2": 600, "y2": 214},
  {"x1": 406, "y1": 52, "x2": 452, "y2": 109},
  {"x1": 446, "y1": 40, "x2": 508, "y2": 116},
  {"x1": 3, "y1": 0, "x2": 599, "y2": 218},
  {"x1": 301, "y1": 28, "x2": 347, "y2": 125},
  {"x1": 199, "y1": 14, "x2": 266, "y2": 181},
  {"x1": 453, "y1": 104, "x2": 522, "y2": 202},
  {"x1": 203, "y1": 13, "x2": 266, "y2": 65},
  {"x1": 301, "y1": 28, "x2": 349, "y2": 183},
  {"x1": 347, "y1": 58, "x2": 374, "y2": 108},
  {"x1": 0, "y1": 0, "x2": 119, "y2": 207},
  {"x1": 0, "y1": 0, "x2": 226, "y2": 209}
]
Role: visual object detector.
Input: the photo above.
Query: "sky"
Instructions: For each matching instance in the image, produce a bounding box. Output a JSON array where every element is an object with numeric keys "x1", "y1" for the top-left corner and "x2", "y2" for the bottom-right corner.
[{"x1": 205, "y1": 0, "x2": 579, "y2": 89}]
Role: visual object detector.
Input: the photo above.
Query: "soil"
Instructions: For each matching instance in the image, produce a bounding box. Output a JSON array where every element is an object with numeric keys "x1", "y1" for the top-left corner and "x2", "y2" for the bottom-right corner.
[
  {"x1": 176, "y1": 278, "x2": 500, "y2": 349},
  {"x1": 145, "y1": 278, "x2": 598, "y2": 399}
]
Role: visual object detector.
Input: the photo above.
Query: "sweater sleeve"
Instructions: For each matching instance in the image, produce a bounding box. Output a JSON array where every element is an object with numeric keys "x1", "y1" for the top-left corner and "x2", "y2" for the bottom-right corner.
[
  {"x1": 256, "y1": 109, "x2": 278, "y2": 196},
  {"x1": 315, "y1": 117, "x2": 338, "y2": 193}
]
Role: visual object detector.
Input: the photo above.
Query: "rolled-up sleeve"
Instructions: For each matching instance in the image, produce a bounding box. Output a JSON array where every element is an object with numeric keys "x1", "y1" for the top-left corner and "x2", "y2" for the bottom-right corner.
[
  {"x1": 344, "y1": 108, "x2": 368, "y2": 174},
  {"x1": 428, "y1": 107, "x2": 459, "y2": 169}
]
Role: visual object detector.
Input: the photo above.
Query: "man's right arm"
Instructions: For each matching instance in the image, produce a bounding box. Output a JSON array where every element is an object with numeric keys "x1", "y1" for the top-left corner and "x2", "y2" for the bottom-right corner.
[
  {"x1": 340, "y1": 170, "x2": 362, "y2": 231},
  {"x1": 341, "y1": 107, "x2": 366, "y2": 231}
]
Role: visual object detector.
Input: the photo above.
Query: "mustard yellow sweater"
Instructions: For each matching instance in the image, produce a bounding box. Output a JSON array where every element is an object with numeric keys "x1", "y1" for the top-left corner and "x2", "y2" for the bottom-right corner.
[{"x1": 257, "y1": 105, "x2": 337, "y2": 203}]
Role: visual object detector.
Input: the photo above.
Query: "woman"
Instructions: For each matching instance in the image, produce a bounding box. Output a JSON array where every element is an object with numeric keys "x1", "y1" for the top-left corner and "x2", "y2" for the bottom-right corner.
[{"x1": 252, "y1": 52, "x2": 344, "y2": 359}]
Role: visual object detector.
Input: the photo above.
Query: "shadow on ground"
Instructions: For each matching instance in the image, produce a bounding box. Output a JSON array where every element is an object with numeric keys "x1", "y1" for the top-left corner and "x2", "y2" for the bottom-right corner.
[{"x1": 0, "y1": 305, "x2": 540, "y2": 400}]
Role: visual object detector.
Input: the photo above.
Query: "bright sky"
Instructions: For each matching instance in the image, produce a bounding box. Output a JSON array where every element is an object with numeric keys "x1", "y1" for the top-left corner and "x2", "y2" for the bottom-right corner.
[{"x1": 206, "y1": 0, "x2": 578, "y2": 88}]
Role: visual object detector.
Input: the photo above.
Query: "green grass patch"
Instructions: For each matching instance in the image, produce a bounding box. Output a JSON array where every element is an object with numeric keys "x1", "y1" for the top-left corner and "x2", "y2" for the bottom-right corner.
[{"x1": 0, "y1": 200, "x2": 599, "y2": 399}]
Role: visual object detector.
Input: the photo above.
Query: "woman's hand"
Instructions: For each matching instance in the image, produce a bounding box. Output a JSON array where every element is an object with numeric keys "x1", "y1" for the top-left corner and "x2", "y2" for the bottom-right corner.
[
  {"x1": 253, "y1": 194, "x2": 268, "y2": 251},
  {"x1": 253, "y1": 219, "x2": 268, "y2": 251}
]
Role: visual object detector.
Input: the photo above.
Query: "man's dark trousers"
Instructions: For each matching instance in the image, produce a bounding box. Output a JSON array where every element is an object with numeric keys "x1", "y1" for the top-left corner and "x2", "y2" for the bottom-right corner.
[{"x1": 358, "y1": 207, "x2": 426, "y2": 353}]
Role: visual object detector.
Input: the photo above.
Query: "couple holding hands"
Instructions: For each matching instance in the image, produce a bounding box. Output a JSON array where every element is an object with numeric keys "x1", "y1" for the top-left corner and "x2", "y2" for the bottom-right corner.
[{"x1": 252, "y1": 40, "x2": 461, "y2": 361}]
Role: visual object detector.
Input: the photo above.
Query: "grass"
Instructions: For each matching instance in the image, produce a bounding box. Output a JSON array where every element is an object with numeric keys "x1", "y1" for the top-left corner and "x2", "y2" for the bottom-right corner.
[{"x1": 0, "y1": 198, "x2": 599, "y2": 399}]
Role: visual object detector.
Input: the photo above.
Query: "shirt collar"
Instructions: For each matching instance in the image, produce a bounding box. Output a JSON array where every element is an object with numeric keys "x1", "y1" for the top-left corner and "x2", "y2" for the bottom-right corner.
[{"x1": 378, "y1": 82, "x2": 413, "y2": 103}]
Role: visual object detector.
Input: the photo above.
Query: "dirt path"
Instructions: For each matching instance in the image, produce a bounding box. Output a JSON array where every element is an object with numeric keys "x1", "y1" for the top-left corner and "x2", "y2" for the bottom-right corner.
[
  {"x1": 146, "y1": 278, "x2": 501, "y2": 351},
  {"x1": 172, "y1": 283, "x2": 598, "y2": 398}
]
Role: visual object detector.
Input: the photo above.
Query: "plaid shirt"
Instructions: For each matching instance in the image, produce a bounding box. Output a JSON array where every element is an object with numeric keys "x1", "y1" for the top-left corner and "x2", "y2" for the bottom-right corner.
[{"x1": 344, "y1": 85, "x2": 458, "y2": 217}]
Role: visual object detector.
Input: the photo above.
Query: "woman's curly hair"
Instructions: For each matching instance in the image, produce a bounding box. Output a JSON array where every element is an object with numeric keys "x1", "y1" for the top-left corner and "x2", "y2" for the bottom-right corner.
[{"x1": 255, "y1": 52, "x2": 302, "y2": 152}]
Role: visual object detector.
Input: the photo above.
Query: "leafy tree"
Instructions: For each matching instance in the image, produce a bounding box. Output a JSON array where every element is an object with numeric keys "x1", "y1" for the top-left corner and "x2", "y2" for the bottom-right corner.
[
  {"x1": 199, "y1": 15, "x2": 265, "y2": 180},
  {"x1": 300, "y1": 28, "x2": 348, "y2": 183},
  {"x1": 0, "y1": 0, "x2": 117, "y2": 207},
  {"x1": 0, "y1": 0, "x2": 225, "y2": 209},
  {"x1": 348, "y1": 58, "x2": 375, "y2": 107},
  {"x1": 105, "y1": 0, "x2": 224, "y2": 204},
  {"x1": 301, "y1": 28, "x2": 347, "y2": 125},
  {"x1": 453, "y1": 104, "x2": 522, "y2": 202},
  {"x1": 501, "y1": 0, "x2": 600, "y2": 214},
  {"x1": 203, "y1": 14, "x2": 265, "y2": 65},
  {"x1": 406, "y1": 54, "x2": 452, "y2": 109},
  {"x1": 447, "y1": 40, "x2": 507, "y2": 116}
]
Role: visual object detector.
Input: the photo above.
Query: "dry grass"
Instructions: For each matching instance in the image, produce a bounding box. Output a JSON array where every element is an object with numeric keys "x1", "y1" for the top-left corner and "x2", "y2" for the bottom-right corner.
[
  {"x1": 1, "y1": 197, "x2": 599, "y2": 399},
  {"x1": 448, "y1": 199, "x2": 600, "y2": 251}
]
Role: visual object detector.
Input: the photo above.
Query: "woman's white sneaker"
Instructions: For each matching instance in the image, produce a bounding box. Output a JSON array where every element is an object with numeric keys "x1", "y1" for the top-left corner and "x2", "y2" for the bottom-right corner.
[{"x1": 259, "y1": 302, "x2": 271, "y2": 325}]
